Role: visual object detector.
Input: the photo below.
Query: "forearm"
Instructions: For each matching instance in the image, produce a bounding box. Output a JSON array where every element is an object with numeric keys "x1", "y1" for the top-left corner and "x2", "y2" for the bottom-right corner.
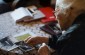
[{"x1": 42, "y1": 37, "x2": 49, "y2": 43}]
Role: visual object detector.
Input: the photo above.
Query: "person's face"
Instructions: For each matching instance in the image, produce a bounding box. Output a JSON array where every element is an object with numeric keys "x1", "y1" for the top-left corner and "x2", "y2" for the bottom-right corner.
[
  {"x1": 55, "y1": 0, "x2": 71, "y2": 30},
  {"x1": 55, "y1": 7, "x2": 75, "y2": 30},
  {"x1": 55, "y1": 0, "x2": 85, "y2": 30}
]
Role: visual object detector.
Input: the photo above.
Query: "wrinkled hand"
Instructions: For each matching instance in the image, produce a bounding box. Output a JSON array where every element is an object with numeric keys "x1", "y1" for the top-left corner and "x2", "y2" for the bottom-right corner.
[
  {"x1": 38, "y1": 43, "x2": 50, "y2": 55},
  {"x1": 24, "y1": 36, "x2": 49, "y2": 46}
]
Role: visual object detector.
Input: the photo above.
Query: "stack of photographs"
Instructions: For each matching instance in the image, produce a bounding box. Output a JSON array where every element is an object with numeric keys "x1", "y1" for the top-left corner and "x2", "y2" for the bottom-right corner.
[
  {"x1": 0, "y1": 31, "x2": 36, "y2": 51},
  {"x1": 0, "y1": 37, "x2": 18, "y2": 51}
]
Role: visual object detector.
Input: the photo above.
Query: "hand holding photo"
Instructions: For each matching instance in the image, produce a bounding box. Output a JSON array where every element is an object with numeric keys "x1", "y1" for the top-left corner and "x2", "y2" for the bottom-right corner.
[{"x1": 13, "y1": 31, "x2": 35, "y2": 42}]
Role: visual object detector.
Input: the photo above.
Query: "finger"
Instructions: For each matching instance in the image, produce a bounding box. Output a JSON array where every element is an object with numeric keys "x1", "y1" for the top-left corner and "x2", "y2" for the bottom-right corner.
[
  {"x1": 24, "y1": 36, "x2": 31, "y2": 43},
  {"x1": 38, "y1": 43, "x2": 50, "y2": 55},
  {"x1": 26, "y1": 37, "x2": 36, "y2": 46},
  {"x1": 26, "y1": 37, "x2": 41, "y2": 46}
]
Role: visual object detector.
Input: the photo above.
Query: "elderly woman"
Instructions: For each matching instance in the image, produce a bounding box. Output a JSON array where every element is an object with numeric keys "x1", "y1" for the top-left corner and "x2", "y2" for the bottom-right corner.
[
  {"x1": 25, "y1": 13, "x2": 85, "y2": 55},
  {"x1": 25, "y1": 0, "x2": 85, "y2": 55}
]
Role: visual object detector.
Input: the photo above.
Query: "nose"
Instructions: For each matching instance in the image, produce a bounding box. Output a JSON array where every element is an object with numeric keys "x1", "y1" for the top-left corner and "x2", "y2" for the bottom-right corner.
[
  {"x1": 57, "y1": 13, "x2": 64, "y2": 19},
  {"x1": 55, "y1": 9, "x2": 64, "y2": 19}
]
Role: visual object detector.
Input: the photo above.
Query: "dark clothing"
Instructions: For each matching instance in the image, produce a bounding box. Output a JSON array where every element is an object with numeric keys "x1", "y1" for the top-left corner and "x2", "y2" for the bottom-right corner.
[
  {"x1": 39, "y1": 0, "x2": 51, "y2": 7},
  {"x1": 15, "y1": 0, "x2": 40, "y2": 8},
  {"x1": 3, "y1": 0, "x2": 14, "y2": 3},
  {"x1": 0, "y1": 0, "x2": 13, "y2": 14},
  {"x1": 49, "y1": 13, "x2": 85, "y2": 55},
  {"x1": 0, "y1": 4, "x2": 12, "y2": 14}
]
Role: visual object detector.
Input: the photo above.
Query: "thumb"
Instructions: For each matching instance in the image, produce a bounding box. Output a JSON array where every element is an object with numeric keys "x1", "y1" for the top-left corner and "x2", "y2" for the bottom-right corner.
[{"x1": 38, "y1": 43, "x2": 50, "y2": 55}]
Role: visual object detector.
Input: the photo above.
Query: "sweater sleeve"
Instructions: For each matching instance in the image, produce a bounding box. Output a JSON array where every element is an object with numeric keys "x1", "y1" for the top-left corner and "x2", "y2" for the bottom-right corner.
[
  {"x1": 48, "y1": 24, "x2": 79, "y2": 50},
  {"x1": 48, "y1": 33, "x2": 61, "y2": 50}
]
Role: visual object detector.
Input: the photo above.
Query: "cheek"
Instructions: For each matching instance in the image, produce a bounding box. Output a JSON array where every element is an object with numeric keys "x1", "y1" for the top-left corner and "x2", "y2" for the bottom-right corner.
[
  {"x1": 56, "y1": 13, "x2": 67, "y2": 23},
  {"x1": 55, "y1": 7, "x2": 71, "y2": 25},
  {"x1": 57, "y1": 9, "x2": 71, "y2": 24},
  {"x1": 56, "y1": 12, "x2": 69, "y2": 29},
  {"x1": 58, "y1": 17, "x2": 68, "y2": 26}
]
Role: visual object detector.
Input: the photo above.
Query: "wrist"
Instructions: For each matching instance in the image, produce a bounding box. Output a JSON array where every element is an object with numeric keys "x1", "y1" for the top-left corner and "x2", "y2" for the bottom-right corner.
[
  {"x1": 42, "y1": 37, "x2": 49, "y2": 44},
  {"x1": 48, "y1": 35, "x2": 58, "y2": 50}
]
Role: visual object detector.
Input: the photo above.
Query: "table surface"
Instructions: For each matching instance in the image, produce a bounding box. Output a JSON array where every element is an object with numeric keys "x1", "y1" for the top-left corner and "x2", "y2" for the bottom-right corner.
[{"x1": 0, "y1": 12, "x2": 50, "y2": 55}]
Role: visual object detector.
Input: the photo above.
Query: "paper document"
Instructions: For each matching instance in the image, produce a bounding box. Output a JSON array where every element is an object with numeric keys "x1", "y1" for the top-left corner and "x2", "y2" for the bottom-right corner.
[{"x1": 11, "y1": 7, "x2": 33, "y2": 21}]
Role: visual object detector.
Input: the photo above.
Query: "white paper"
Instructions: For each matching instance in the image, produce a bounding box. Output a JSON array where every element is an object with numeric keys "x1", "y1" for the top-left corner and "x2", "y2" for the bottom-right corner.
[
  {"x1": 33, "y1": 10, "x2": 45, "y2": 19},
  {"x1": 10, "y1": 7, "x2": 33, "y2": 21}
]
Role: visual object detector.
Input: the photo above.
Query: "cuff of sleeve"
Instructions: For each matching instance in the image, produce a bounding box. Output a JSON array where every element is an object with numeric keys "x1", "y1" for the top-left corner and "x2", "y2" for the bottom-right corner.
[{"x1": 48, "y1": 35, "x2": 58, "y2": 50}]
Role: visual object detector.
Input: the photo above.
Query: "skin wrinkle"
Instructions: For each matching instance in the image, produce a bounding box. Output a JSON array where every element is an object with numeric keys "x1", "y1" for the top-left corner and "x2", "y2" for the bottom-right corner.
[{"x1": 55, "y1": 0, "x2": 85, "y2": 30}]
